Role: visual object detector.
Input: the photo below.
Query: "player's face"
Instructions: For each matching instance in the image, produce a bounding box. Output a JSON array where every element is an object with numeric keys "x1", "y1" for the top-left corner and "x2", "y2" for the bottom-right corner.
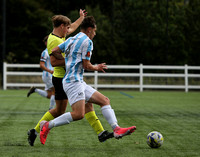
[
  {"x1": 88, "y1": 26, "x2": 97, "y2": 40},
  {"x1": 63, "y1": 24, "x2": 71, "y2": 37}
]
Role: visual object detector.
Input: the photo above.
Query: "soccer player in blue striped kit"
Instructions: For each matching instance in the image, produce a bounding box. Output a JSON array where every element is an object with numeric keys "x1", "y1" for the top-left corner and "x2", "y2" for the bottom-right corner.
[
  {"x1": 28, "y1": 11, "x2": 113, "y2": 146},
  {"x1": 40, "y1": 16, "x2": 136, "y2": 144},
  {"x1": 27, "y1": 35, "x2": 55, "y2": 110}
]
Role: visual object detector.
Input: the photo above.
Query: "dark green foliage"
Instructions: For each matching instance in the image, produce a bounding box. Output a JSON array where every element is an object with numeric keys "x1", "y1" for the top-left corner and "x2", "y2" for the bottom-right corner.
[
  {"x1": 1, "y1": 0, "x2": 200, "y2": 65},
  {"x1": 5, "y1": 0, "x2": 53, "y2": 63}
]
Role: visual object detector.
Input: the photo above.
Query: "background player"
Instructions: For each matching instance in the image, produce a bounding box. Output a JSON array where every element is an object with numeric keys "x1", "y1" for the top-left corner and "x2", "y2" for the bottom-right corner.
[{"x1": 27, "y1": 35, "x2": 55, "y2": 110}]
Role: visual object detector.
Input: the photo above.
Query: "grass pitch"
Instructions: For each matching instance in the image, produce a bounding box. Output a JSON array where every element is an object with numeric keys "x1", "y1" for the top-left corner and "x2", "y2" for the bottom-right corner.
[{"x1": 0, "y1": 89, "x2": 200, "y2": 157}]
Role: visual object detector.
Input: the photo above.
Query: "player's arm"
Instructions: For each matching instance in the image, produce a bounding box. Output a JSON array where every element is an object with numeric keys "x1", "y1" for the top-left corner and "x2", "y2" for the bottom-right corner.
[
  {"x1": 82, "y1": 59, "x2": 107, "y2": 73},
  {"x1": 50, "y1": 46, "x2": 65, "y2": 67},
  {"x1": 67, "y1": 9, "x2": 87, "y2": 35},
  {"x1": 40, "y1": 61, "x2": 54, "y2": 74}
]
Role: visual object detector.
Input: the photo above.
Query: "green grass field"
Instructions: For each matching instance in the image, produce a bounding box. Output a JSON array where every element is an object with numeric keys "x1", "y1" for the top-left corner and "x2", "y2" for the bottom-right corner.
[{"x1": 0, "y1": 89, "x2": 200, "y2": 157}]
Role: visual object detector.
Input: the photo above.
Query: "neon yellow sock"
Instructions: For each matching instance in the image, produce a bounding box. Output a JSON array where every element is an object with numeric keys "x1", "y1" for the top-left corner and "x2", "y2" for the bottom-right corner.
[
  {"x1": 34, "y1": 111, "x2": 54, "y2": 133},
  {"x1": 85, "y1": 111, "x2": 104, "y2": 135}
]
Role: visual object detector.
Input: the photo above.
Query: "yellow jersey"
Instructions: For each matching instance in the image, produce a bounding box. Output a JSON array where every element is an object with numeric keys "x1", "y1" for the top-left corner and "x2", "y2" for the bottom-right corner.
[{"x1": 47, "y1": 33, "x2": 65, "y2": 78}]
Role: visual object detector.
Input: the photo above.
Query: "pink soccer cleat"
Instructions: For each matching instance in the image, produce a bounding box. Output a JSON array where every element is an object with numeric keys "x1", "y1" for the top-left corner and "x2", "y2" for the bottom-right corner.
[
  {"x1": 114, "y1": 126, "x2": 136, "y2": 139},
  {"x1": 40, "y1": 121, "x2": 50, "y2": 145}
]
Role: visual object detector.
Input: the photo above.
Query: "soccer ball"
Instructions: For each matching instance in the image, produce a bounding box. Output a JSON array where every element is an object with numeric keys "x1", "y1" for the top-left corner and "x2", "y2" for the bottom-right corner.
[{"x1": 147, "y1": 131, "x2": 164, "y2": 148}]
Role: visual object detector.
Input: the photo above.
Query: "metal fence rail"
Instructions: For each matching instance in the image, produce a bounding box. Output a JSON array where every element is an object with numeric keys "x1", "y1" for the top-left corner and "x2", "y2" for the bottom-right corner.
[{"x1": 3, "y1": 62, "x2": 200, "y2": 92}]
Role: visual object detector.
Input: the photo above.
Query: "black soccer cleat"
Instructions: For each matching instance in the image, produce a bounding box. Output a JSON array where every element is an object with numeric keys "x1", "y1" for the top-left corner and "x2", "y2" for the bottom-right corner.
[
  {"x1": 98, "y1": 130, "x2": 114, "y2": 142},
  {"x1": 27, "y1": 87, "x2": 36, "y2": 97},
  {"x1": 27, "y1": 129, "x2": 37, "y2": 146}
]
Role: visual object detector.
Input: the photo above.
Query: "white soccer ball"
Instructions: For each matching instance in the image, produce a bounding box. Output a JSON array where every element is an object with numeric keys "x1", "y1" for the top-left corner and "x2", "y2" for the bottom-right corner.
[{"x1": 147, "y1": 131, "x2": 164, "y2": 148}]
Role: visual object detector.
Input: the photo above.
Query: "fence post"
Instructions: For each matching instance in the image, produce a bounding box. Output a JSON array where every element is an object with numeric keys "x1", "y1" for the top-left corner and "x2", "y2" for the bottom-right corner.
[
  {"x1": 3, "y1": 62, "x2": 7, "y2": 90},
  {"x1": 140, "y1": 64, "x2": 143, "y2": 92},
  {"x1": 94, "y1": 71, "x2": 98, "y2": 90},
  {"x1": 185, "y1": 64, "x2": 188, "y2": 92}
]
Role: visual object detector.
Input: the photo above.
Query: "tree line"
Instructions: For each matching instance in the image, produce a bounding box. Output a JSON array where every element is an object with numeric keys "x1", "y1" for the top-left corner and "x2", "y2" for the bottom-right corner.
[{"x1": 1, "y1": 0, "x2": 200, "y2": 66}]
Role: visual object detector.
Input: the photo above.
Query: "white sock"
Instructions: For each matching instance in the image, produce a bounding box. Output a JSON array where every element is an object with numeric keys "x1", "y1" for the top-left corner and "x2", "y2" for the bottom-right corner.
[
  {"x1": 48, "y1": 112, "x2": 73, "y2": 129},
  {"x1": 35, "y1": 89, "x2": 47, "y2": 97},
  {"x1": 101, "y1": 105, "x2": 118, "y2": 130},
  {"x1": 49, "y1": 95, "x2": 55, "y2": 109}
]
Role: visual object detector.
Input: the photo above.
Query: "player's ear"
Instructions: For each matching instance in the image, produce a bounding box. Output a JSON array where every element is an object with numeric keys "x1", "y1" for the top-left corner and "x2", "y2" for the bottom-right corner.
[
  {"x1": 60, "y1": 24, "x2": 65, "y2": 29},
  {"x1": 87, "y1": 27, "x2": 92, "y2": 33}
]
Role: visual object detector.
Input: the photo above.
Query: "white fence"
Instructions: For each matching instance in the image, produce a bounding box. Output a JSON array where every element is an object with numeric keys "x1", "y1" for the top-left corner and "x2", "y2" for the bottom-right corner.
[{"x1": 3, "y1": 62, "x2": 200, "y2": 92}]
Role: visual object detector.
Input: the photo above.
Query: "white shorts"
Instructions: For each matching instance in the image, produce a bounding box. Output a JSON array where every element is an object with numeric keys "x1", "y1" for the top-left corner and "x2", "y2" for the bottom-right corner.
[
  {"x1": 42, "y1": 76, "x2": 53, "y2": 90},
  {"x1": 63, "y1": 81, "x2": 96, "y2": 106}
]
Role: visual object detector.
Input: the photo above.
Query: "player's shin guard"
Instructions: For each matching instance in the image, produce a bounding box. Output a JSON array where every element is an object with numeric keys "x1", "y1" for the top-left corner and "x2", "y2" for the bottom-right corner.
[
  {"x1": 34, "y1": 111, "x2": 54, "y2": 133},
  {"x1": 48, "y1": 112, "x2": 73, "y2": 129},
  {"x1": 101, "y1": 105, "x2": 118, "y2": 130},
  {"x1": 85, "y1": 111, "x2": 104, "y2": 135}
]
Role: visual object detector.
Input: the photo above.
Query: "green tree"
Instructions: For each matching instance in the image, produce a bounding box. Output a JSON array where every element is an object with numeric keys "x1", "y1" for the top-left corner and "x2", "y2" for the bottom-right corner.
[
  {"x1": 6, "y1": 0, "x2": 53, "y2": 63},
  {"x1": 185, "y1": 0, "x2": 200, "y2": 65},
  {"x1": 3, "y1": 0, "x2": 200, "y2": 66}
]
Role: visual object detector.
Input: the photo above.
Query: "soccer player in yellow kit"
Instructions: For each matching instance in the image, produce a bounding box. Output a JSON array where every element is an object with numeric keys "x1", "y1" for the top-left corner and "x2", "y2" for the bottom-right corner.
[
  {"x1": 39, "y1": 16, "x2": 136, "y2": 145},
  {"x1": 27, "y1": 9, "x2": 113, "y2": 146}
]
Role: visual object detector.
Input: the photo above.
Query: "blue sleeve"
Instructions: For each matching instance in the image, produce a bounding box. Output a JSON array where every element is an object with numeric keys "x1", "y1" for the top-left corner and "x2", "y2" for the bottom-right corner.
[
  {"x1": 58, "y1": 42, "x2": 66, "y2": 52},
  {"x1": 40, "y1": 49, "x2": 48, "y2": 62},
  {"x1": 58, "y1": 37, "x2": 71, "y2": 53},
  {"x1": 82, "y1": 40, "x2": 93, "y2": 60}
]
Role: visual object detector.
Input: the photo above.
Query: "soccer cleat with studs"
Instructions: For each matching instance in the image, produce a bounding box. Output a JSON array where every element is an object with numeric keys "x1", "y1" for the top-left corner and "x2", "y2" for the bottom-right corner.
[
  {"x1": 98, "y1": 130, "x2": 114, "y2": 142},
  {"x1": 27, "y1": 129, "x2": 37, "y2": 146},
  {"x1": 114, "y1": 126, "x2": 136, "y2": 139},
  {"x1": 27, "y1": 87, "x2": 36, "y2": 97},
  {"x1": 40, "y1": 121, "x2": 50, "y2": 145}
]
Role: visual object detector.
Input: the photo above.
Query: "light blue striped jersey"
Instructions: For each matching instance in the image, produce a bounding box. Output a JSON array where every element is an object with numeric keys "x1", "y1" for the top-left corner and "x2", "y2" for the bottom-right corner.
[
  {"x1": 58, "y1": 32, "x2": 93, "y2": 83},
  {"x1": 40, "y1": 48, "x2": 53, "y2": 78}
]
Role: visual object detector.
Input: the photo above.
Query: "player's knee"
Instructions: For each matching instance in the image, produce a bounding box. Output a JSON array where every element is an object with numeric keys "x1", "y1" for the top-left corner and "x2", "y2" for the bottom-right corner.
[
  {"x1": 46, "y1": 91, "x2": 52, "y2": 99},
  {"x1": 106, "y1": 97, "x2": 110, "y2": 104},
  {"x1": 102, "y1": 97, "x2": 110, "y2": 105},
  {"x1": 98, "y1": 97, "x2": 110, "y2": 107},
  {"x1": 73, "y1": 112, "x2": 85, "y2": 120},
  {"x1": 85, "y1": 103, "x2": 93, "y2": 112},
  {"x1": 78, "y1": 114, "x2": 85, "y2": 120},
  {"x1": 59, "y1": 110, "x2": 65, "y2": 115},
  {"x1": 53, "y1": 108, "x2": 65, "y2": 117}
]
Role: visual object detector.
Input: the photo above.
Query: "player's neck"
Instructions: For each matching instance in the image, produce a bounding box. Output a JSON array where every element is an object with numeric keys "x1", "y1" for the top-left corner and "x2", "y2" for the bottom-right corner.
[
  {"x1": 81, "y1": 30, "x2": 89, "y2": 37},
  {"x1": 52, "y1": 29, "x2": 63, "y2": 38}
]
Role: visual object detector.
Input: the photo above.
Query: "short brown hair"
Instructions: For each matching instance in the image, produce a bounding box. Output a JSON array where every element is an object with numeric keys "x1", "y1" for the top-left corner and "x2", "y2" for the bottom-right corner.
[
  {"x1": 80, "y1": 16, "x2": 96, "y2": 30},
  {"x1": 52, "y1": 15, "x2": 71, "y2": 28}
]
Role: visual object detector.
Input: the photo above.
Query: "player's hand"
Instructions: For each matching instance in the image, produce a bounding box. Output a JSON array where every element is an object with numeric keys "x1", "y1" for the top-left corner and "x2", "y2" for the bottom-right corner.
[
  {"x1": 80, "y1": 9, "x2": 87, "y2": 17},
  {"x1": 50, "y1": 70, "x2": 54, "y2": 74},
  {"x1": 97, "y1": 63, "x2": 107, "y2": 73}
]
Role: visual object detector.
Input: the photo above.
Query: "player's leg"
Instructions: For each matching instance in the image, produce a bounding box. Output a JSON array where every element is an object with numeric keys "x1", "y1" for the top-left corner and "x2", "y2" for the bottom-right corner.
[
  {"x1": 88, "y1": 90, "x2": 136, "y2": 139},
  {"x1": 27, "y1": 78, "x2": 49, "y2": 98},
  {"x1": 49, "y1": 76, "x2": 68, "y2": 118},
  {"x1": 27, "y1": 86, "x2": 51, "y2": 146},
  {"x1": 28, "y1": 99, "x2": 67, "y2": 146},
  {"x1": 40, "y1": 100, "x2": 85, "y2": 145},
  {"x1": 27, "y1": 110, "x2": 54, "y2": 146},
  {"x1": 27, "y1": 87, "x2": 48, "y2": 98},
  {"x1": 45, "y1": 77, "x2": 56, "y2": 109},
  {"x1": 47, "y1": 87, "x2": 55, "y2": 110},
  {"x1": 49, "y1": 94, "x2": 55, "y2": 110},
  {"x1": 34, "y1": 98, "x2": 67, "y2": 132},
  {"x1": 85, "y1": 103, "x2": 104, "y2": 135},
  {"x1": 85, "y1": 102, "x2": 113, "y2": 142},
  {"x1": 40, "y1": 81, "x2": 86, "y2": 144},
  {"x1": 27, "y1": 77, "x2": 67, "y2": 146}
]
